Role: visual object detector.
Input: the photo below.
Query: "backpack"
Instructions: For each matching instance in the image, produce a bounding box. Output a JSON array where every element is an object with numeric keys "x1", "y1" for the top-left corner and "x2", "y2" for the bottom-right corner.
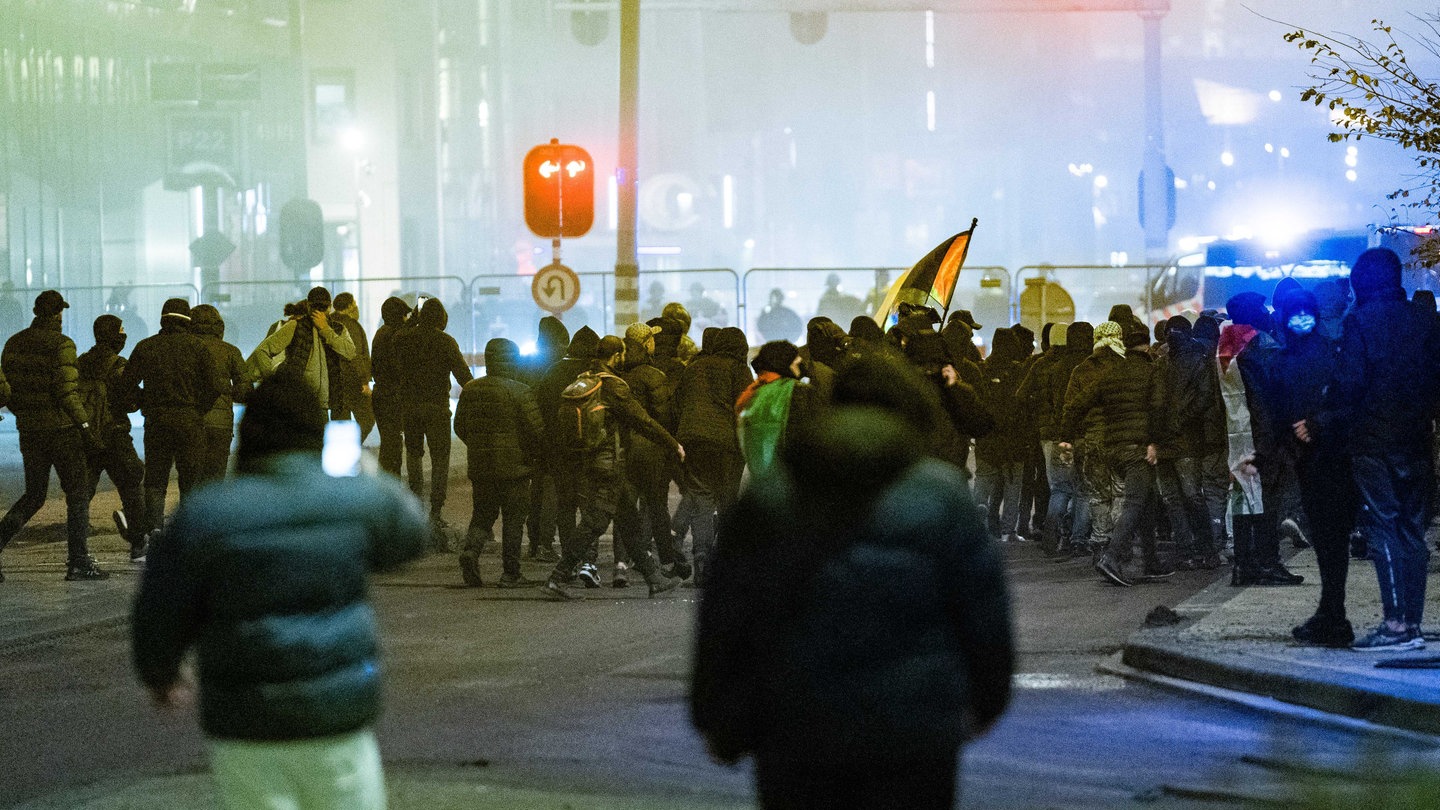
[{"x1": 560, "y1": 370, "x2": 619, "y2": 452}]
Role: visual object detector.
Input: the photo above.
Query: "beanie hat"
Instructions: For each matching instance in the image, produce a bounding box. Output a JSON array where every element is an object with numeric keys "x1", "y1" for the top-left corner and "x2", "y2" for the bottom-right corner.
[
  {"x1": 161, "y1": 297, "x2": 192, "y2": 320},
  {"x1": 751, "y1": 340, "x2": 801, "y2": 376},
  {"x1": 1122, "y1": 322, "x2": 1151, "y2": 348},
  {"x1": 1225, "y1": 292, "x2": 1270, "y2": 329},
  {"x1": 1049, "y1": 322, "x2": 1070, "y2": 348},
  {"x1": 1350, "y1": 248, "x2": 1403, "y2": 297},
  {"x1": 33, "y1": 290, "x2": 68, "y2": 317}
]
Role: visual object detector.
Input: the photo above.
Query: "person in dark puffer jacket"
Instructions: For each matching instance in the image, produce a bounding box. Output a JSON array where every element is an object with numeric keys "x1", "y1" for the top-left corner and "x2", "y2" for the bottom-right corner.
[
  {"x1": 370, "y1": 296, "x2": 414, "y2": 477},
  {"x1": 189, "y1": 305, "x2": 254, "y2": 484},
  {"x1": 0, "y1": 290, "x2": 104, "y2": 581},
  {"x1": 132, "y1": 375, "x2": 427, "y2": 810},
  {"x1": 521, "y1": 316, "x2": 571, "y2": 562},
  {"x1": 674, "y1": 326, "x2": 752, "y2": 583},
  {"x1": 454, "y1": 338, "x2": 544, "y2": 588},
  {"x1": 118, "y1": 297, "x2": 221, "y2": 541},
  {"x1": 1062, "y1": 322, "x2": 1167, "y2": 585},
  {"x1": 902, "y1": 331, "x2": 993, "y2": 474},
  {"x1": 77, "y1": 314, "x2": 150, "y2": 559},
  {"x1": 974, "y1": 328, "x2": 1028, "y2": 541},
  {"x1": 534, "y1": 326, "x2": 600, "y2": 574},
  {"x1": 1034, "y1": 322, "x2": 1093, "y2": 556},
  {"x1": 693, "y1": 357, "x2": 1014, "y2": 809},
  {"x1": 393, "y1": 298, "x2": 473, "y2": 527},
  {"x1": 617, "y1": 322, "x2": 690, "y2": 582}
]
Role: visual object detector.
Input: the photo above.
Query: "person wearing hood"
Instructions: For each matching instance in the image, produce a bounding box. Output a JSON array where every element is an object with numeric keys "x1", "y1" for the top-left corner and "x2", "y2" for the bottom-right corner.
[
  {"x1": 1151, "y1": 316, "x2": 1225, "y2": 572},
  {"x1": 370, "y1": 296, "x2": 415, "y2": 477},
  {"x1": 674, "y1": 325, "x2": 753, "y2": 583},
  {"x1": 615, "y1": 323, "x2": 689, "y2": 583},
  {"x1": 648, "y1": 316, "x2": 688, "y2": 378},
  {"x1": 1311, "y1": 248, "x2": 1440, "y2": 650},
  {"x1": 0, "y1": 291, "x2": 106, "y2": 581},
  {"x1": 522, "y1": 316, "x2": 570, "y2": 390},
  {"x1": 454, "y1": 338, "x2": 544, "y2": 588},
  {"x1": 1058, "y1": 321, "x2": 1127, "y2": 564},
  {"x1": 802, "y1": 318, "x2": 848, "y2": 404},
  {"x1": 973, "y1": 328, "x2": 1029, "y2": 542},
  {"x1": 1217, "y1": 292, "x2": 1305, "y2": 589},
  {"x1": 1018, "y1": 323, "x2": 1076, "y2": 554},
  {"x1": 189, "y1": 305, "x2": 255, "y2": 483},
  {"x1": 692, "y1": 354, "x2": 1014, "y2": 808},
  {"x1": 120, "y1": 297, "x2": 222, "y2": 541},
  {"x1": 75, "y1": 314, "x2": 150, "y2": 562},
  {"x1": 543, "y1": 335, "x2": 684, "y2": 600},
  {"x1": 1268, "y1": 288, "x2": 1359, "y2": 647},
  {"x1": 248, "y1": 286, "x2": 357, "y2": 417},
  {"x1": 328, "y1": 293, "x2": 374, "y2": 443},
  {"x1": 535, "y1": 325, "x2": 601, "y2": 574},
  {"x1": 1311, "y1": 280, "x2": 1350, "y2": 342},
  {"x1": 736, "y1": 340, "x2": 817, "y2": 485},
  {"x1": 520, "y1": 316, "x2": 569, "y2": 562},
  {"x1": 1107, "y1": 304, "x2": 1144, "y2": 334},
  {"x1": 903, "y1": 331, "x2": 994, "y2": 476},
  {"x1": 394, "y1": 298, "x2": 473, "y2": 534}
]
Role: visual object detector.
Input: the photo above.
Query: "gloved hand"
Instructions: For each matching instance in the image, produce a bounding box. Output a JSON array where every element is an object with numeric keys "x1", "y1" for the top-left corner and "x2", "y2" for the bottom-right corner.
[{"x1": 79, "y1": 422, "x2": 105, "y2": 454}]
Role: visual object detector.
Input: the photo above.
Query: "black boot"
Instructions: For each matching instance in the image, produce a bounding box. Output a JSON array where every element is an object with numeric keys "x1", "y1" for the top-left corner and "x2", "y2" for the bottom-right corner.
[
  {"x1": 1252, "y1": 515, "x2": 1304, "y2": 586},
  {"x1": 1230, "y1": 516, "x2": 1257, "y2": 587}
]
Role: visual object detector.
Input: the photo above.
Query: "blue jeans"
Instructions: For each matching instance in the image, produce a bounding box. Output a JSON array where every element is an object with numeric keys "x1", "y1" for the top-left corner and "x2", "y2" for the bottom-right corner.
[
  {"x1": 1041, "y1": 440, "x2": 1089, "y2": 546},
  {"x1": 1352, "y1": 452, "x2": 1433, "y2": 627}
]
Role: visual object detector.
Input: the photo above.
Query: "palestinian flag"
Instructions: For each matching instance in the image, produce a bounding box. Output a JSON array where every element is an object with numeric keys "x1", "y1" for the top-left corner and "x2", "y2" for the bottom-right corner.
[{"x1": 871, "y1": 218, "x2": 978, "y2": 326}]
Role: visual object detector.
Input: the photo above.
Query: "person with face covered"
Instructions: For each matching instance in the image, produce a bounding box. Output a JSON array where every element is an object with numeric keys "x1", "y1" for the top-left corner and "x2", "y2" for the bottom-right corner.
[
  {"x1": 1151, "y1": 316, "x2": 1225, "y2": 571},
  {"x1": 736, "y1": 340, "x2": 818, "y2": 486},
  {"x1": 75, "y1": 315, "x2": 150, "y2": 561},
  {"x1": 248, "y1": 287, "x2": 357, "y2": 420},
  {"x1": 370, "y1": 297, "x2": 415, "y2": 478},
  {"x1": 394, "y1": 298, "x2": 473, "y2": 533}
]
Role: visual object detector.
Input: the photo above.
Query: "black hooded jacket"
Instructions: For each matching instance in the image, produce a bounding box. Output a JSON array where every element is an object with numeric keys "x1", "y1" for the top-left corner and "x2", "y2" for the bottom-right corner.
[
  {"x1": 393, "y1": 300, "x2": 473, "y2": 408},
  {"x1": 370, "y1": 297, "x2": 413, "y2": 407},
  {"x1": 537, "y1": 327, "x2": 600, "y2": 444},
  {"x1": 1153, "y1": 332, "x2": 1225, "y2": 457},
  {"x1": 454, "y1": 340, "x2": 544, "y2": 480},
  {"x1": 675, "y1": 327, "x2": 752, "y2": 449},
  {"x1": 119, "y1": 319, "x2": 219, "y2": 420},
  {"x1": 521, "y1": 316, "x2": 570, "y2": 389},
  {"x1": 190, "y1": 307, "x2": 254, "y2": 431}
]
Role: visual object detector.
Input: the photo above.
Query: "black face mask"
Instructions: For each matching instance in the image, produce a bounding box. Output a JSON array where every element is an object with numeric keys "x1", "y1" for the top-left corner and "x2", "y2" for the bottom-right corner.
[{"x1": 98, "y1": 333, "x2": 126, "y2": 353}]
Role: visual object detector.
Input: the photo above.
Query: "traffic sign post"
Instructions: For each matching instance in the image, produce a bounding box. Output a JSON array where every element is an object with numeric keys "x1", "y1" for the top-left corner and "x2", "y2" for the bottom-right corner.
[{"x1": 532, "y1": 261, "x2": 582, "y2": 315}]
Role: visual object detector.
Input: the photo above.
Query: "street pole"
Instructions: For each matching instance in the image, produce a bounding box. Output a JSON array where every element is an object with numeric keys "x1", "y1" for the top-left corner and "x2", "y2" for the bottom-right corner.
[
  {"x1": 1139, "y1": 8, "x2": 1170, "y2": 263},
  {"x1": 614, "y1": 0, "x2": 640, "y2": 332}
]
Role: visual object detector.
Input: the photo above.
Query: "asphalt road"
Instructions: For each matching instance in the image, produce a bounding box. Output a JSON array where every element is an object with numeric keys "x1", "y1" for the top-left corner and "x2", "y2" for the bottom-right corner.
[{"x1": 2, "y1": 422, "x2": 1438, "y2": 808}]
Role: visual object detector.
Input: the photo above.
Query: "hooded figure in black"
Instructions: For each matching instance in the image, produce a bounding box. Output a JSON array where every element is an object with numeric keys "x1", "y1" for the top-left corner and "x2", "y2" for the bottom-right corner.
[
  {"x1": 674, "y1": 325, "x2": 752, "y2": 583},
  {"x1": 1270, "y1": 289, "x2": 1359, "y2": 646},
  {"x1": 1314, "y1": 249, "x2": 1440, "y2": 650},
  {"x1": 370, "y1": 296, "x2": 414, "y2": 477},
  {"x1": 189, "y1": 305, "x2": 255, "y2": 484},
  {"x1": 77, "y1": 314, "x2": 150, "y2": 558},
  {"x1": 521, "y1": 316, "x2": 569, "y2": 561},
  {"x1": 454, "y1": 338, "x2": 545, "y2": 588},
  {"x1": 1151, "y1": 316, "x2": 1225, "y2": 571},
  {"x1": 904, "y1": 331, "x2": 993, "y2": 476},
  {"x1": 693, "y1": 354, "x2": 1014, "y2": 809},
  {"x1": 973, "y1": 328, "x2": 1029, "y2": 541},
  {"x1": 533, "y1": 326, "x2": 600, "y2": 568},
  {"x1": 394, "y1": 298, "x2": 474, "y2": 532}
]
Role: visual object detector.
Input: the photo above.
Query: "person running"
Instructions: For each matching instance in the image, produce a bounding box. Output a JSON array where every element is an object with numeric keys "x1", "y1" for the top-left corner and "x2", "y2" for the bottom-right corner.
[{"x1": 77, "y1": 314, "x2": 150, "y2": 561}]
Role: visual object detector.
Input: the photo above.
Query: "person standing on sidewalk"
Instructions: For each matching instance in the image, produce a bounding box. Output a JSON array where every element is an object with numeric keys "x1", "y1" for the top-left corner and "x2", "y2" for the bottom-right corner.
[
  {"x1": 329, "y1": 292, "x2": 375, "y2": 442},
  {"x1": 1312, "y1": 248, "x2": 1440, "y2": 651},
  {"x1": 0, "y1": 290, "x2": 107, "y2": 582},
  {"x1": 394, "y1": 298, "x2": 473, "y2": 537},
  {"x1": 370, "y1": 296, "x2": 414, "y2": 477},
  {"x1": 453, "y1": 338, "x2": 544, "y2": 588},
  {"x1": 1272, "y1": 288, "x2": 1359, "y2": 647},
  {"x1": 118, "y1": 298, "x2": 221, "y2": 538},
  {"x1": 189, "y1": 306, "x2": 253, "y2": 484},
  {"x1": 76, "y1": 314, "x2": 150, "y2": 561},
  {"x1": 543, "y1": 336, "x2": 685, "y2": 601},
  {"x1": 132, "y1": 374, "x2": 428, "y2": 810}
]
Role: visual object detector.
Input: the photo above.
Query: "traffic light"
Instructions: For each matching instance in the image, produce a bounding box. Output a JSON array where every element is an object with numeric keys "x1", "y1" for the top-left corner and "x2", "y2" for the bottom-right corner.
[
  {"x1": 278, "y1": 198, "x2": 325, "y2": 274},
  {"x1": 523, "y1": 140, "x2": 595, "y2": 239}
]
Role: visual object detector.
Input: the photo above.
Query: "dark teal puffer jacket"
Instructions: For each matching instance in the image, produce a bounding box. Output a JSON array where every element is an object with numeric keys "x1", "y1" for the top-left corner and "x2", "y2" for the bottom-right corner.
[{"x1": 132, "y1": 453, "x2": 428, "y2": 741}]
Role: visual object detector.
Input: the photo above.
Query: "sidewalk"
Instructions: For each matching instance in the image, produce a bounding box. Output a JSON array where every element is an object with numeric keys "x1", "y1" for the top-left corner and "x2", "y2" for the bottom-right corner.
[{"x1": 1114, "y1": 547, "x2": 1440, "y2": 736}]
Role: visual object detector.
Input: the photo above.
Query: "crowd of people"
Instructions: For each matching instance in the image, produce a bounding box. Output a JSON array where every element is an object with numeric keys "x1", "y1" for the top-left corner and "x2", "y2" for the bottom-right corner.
[{"x1": 1, "y1": 247, "x2": 1437, "y2": 649}]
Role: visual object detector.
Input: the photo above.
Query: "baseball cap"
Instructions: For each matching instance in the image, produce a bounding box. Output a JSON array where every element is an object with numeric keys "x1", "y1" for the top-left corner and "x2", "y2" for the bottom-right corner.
[{"x1": 33, "y1": 290, "x2": 68, "y2": 317}]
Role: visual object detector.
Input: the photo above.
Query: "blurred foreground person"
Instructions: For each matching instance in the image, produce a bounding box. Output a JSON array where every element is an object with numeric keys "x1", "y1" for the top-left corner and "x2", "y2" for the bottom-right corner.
[
  {"x1": 692, "y1": 355, "x2": 1014, "y2": 809},
  {"x1": 132, "y1": 375, "x2": 428, "y2": 810}
]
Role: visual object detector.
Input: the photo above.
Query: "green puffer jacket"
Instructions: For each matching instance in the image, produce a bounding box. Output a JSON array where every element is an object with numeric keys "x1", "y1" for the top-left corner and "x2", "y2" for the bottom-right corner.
[
  {"x1": 1, "y1": 317, "x2": 88, "y2": 431},
  {"x1": 131, "y1": 453, "x2": 429, "y2": 741}
]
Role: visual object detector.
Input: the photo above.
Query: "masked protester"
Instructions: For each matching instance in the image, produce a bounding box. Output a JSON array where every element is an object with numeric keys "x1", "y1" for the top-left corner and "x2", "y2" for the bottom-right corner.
[
  {"x1": 394, "y1": 298, "x2": 473, "y2": 537},
  {"x1": 248, "y1": 287, "x2": 358, "y2": 420},
  {"x1": 0, "y1": 291, "x2": 105, "y2": 581},
  {"x1": 370, "y1": 297, "x2": 414, "y2": 477},
  {"x1": 189, "y1": 305, "x2": 255, "y2": 483},
  {"x1": 76, "y1": 314, "x2": 150, "y2": 561},
  {"x1": 736, "y1": 340, "x2": 816, "y2": 485}
]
